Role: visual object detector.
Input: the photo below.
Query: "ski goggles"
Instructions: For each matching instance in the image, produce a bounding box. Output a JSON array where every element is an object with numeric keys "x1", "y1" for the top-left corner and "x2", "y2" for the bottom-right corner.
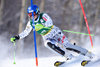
[{"x1": 28, "y1": 12, "x2": 36, "y2": 17}]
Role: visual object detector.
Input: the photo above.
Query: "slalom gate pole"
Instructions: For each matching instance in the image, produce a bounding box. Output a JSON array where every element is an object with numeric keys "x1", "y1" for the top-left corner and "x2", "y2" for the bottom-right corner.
[
  {"x1": 79, "y1": 0, "x2": 93, "y2": 48},
  {"x1": 30, "y1": 0, "x2": 38, "y2": 66},
  {"x1": 63, "y1": 30, "x2": 94, "y2": 36}
]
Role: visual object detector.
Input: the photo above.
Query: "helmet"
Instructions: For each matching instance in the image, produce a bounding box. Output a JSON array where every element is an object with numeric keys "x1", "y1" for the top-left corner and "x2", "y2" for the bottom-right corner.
[{"x1": 27, "y1": 5, "x2": 40, "y2": 15}]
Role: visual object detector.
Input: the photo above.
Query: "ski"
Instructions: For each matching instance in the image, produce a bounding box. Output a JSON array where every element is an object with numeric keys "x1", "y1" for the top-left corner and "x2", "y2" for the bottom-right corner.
[
  {"x1": 81, "y1": 58, "x2": 100, "y2": 66},
  {"x1": 54, "y1": 61, "x2": 65, "y2": 67},
  {"x1": 81, "y1": 60, "x2": 91, "y2": 66}
]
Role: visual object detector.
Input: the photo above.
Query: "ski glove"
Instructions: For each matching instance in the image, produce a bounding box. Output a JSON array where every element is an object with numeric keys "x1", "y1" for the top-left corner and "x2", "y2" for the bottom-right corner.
[{"x1": 10, "y1": 35, "x2": 20, "y2": 43}]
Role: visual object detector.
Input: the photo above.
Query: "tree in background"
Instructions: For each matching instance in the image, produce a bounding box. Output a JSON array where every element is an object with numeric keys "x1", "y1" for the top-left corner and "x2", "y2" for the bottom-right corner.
[
  {"x1": 0, "y1": 0, "x2": 4, "y2": 24},
  {"x1": 17, "y1": 0, "x2": 27, "y2": 55}
]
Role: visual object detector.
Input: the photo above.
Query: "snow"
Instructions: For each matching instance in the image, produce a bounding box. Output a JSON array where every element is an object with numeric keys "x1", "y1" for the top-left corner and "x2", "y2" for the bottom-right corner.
[
  {"x1": 0, "y1": 56, "x2": 65, "y2": 67},
  {"x1": 1, "y1": 55, "x2": 100, "y2": 67},
  {"x1": 0, "y1": 34, "x2": 100, "y2": 67}
]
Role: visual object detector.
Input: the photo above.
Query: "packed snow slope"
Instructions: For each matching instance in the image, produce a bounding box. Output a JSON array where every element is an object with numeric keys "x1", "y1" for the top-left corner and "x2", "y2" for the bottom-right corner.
[{"x1": 0, "y1": 34, "x2": 100, "y2": 67}]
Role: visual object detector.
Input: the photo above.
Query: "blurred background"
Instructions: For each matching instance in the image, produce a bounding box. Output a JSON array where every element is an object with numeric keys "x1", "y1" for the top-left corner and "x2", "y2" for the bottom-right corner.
[{"x1": 0, "y1": 0, "x2": 100, "y2": 67}]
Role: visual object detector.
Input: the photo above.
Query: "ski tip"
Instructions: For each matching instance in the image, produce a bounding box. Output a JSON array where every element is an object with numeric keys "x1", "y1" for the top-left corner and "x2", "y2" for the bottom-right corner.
[{"x1": 54, "y1": 61, "x2": 65, "y2": 67}]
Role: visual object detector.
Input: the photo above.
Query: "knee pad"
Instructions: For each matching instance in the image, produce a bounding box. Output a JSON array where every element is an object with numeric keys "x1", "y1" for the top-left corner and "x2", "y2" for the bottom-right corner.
[{"x1": 46, "y1": 42, "x2": 65, "y2": 56}]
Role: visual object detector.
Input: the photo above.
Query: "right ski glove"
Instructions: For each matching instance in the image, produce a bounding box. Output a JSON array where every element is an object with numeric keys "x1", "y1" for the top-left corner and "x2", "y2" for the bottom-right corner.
[{"x1": 10, "y1": 35, "x2": 20, "y2": 43}]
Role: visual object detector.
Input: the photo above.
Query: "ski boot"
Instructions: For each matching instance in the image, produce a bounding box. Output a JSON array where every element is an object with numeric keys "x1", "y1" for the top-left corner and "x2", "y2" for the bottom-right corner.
[
  {"x1": 81, "y1": 60, "x2": 90, "y2": 66},
  {"x1": 85, "y1": 51, "x2": 94, "y2": 59},
  {"x1": 54, "y1": 61, "x2": 65, "y2": 67}
]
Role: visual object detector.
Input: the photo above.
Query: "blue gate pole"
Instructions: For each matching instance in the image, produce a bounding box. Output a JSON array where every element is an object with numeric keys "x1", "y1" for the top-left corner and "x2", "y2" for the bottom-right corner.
[{"x1": 30, "y1": 0, "x2": 38, "y2": 66}]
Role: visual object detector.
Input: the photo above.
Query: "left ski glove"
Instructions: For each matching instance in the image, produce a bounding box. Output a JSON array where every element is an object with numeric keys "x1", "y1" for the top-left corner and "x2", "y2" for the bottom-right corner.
[{"x1": 10, "y1": 35, "x2": 20, "y2": 43}]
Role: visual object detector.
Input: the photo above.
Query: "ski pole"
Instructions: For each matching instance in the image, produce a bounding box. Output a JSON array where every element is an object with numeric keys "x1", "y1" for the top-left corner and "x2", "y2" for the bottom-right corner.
[
  {"x1": 13, "y1": 42, "x2": 16, "y2": 64},
  {"x1": 30, "y1": 0, "x2": 38, "y2": 66},
  {"x1": 79, "y1": 0, "x2": 93, "y2": 48}
]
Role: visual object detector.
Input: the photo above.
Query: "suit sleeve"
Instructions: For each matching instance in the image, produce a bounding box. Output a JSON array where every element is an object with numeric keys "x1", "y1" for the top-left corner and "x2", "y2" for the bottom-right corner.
[
  {"x1": 42, "y1": 13, "x2": 53, "y2": 27},
  {"x1": 19, "y1": 21, "x2": 32, "y2": 39}
]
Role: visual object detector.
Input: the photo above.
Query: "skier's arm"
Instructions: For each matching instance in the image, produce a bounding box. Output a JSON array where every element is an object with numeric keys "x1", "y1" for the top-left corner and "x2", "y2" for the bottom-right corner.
[
  {"x1": 42, "y1": 13, "x2": 53, "y2": 27},
  {"x1": 18, "y1": 21, "x2": 32, "y2": 39},
  {"x1": 10, "y1": 21, "x2": 32, "y2": 42}
]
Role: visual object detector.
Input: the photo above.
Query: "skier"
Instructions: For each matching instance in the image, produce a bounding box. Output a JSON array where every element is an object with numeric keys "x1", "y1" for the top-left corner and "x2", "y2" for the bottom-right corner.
[{"x1": 10, "y1": 5, "x2": 95, "y2": 66}]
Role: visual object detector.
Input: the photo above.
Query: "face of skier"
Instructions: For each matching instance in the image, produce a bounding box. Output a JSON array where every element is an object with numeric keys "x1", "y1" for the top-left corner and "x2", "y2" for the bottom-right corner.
[{"x1": 28, "y1": 12, "x2": 38, "y2": 20}]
